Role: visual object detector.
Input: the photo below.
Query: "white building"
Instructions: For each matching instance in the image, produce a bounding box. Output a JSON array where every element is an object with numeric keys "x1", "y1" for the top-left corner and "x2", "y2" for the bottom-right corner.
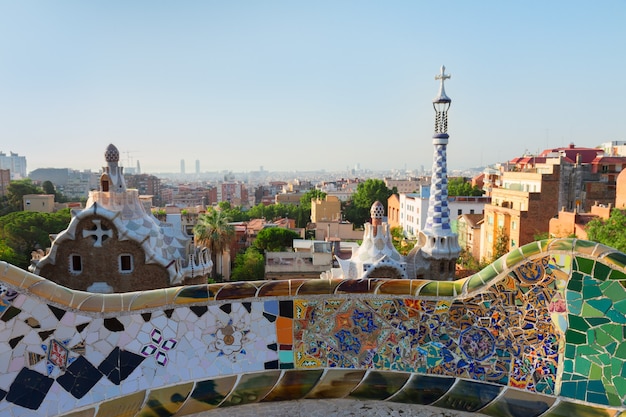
[{"x1": 0, "y1": 151, "x2": 27, "y2": 179}]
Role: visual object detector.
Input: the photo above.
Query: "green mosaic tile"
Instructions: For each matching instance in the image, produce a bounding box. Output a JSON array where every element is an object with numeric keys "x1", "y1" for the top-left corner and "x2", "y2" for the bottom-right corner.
[
  {"x1": 605, "y1": 252, "x2": 626, "y2": 270},
  {"x1": 582, "y1": 303, "x2": 606, "y2": 318},
  {"x1": 590, "y1": 363, "x2": 603, "y2": 380},
  {"x1": 569, "y1": 315, "x2": 590, "y2": 331},
  {"x1": 565, "y1": 344, "x2": 576, "y2": 359},
  {"x1": 601, "y1": 282, "x2": 626, "y2": 302},
  {"x1": 614, "y1": 376, "x2": 626, "y2": 398},
  {"x1": 589, "y1": 299, "x2": 614, "y2": 315},
  {"x1": 576, "y1": 356, "x2": 592, "y2": 375},
  {"x1": 568, "y1": 298, "x2": 583, "y2": 315},
  {"x1": 566, "y1": 329, "x2": 587, "y2": 345},
  {"x1": 505, "y1": 248, "x2": 524, "y2": 268},
  {"x1": 577, "y1": 257, "x2": 595, "y2": 275},
  {"x1": 436, "y1": 281, "x2": 455, "y2": 297},
  {"x1": 594, "y1": 262, "x2": 612, "y2": 281},
  {"x1": 609, "y1": 269, "x2": 626, "y2": 280},
  {"x1": 537, "y1": 238, "x2": 551, "y2": 252},
  {"x1": 583, "y1": 283, "x2": 603, "y2": 299},
  {"x1": 466, "y1": 275, "x2": 485, "y2": 293},
  {"x1": 605, "y1": 309, "x2": 626, "y2": 324},
  {"x1": 418, "y1": 282, "x2": 440, "y2": 297},
  {"x1": 595, "y1": 328, "x2": 618, "y2": 346},
  {"x1": 520, "y1": 241, "x2": 542, "y2": 258},
  {"x1": 453, "y1": 278, "x2": 466, "y2": 296},
  {"x1": 563, "y1": 360, "x2": 574, "y2": 373},
  {"x1": 615, "y1": 299, "x2": 626, "y2": 314},
  {"x1": 490, "y1": 256, "x2": 505, "y2": 274},
  {"x1": 568, "y1": 275, "x2": 583, "y2": 292},
  {"x1": 478, "y1": 265, "x2": 499, "y2": 284}
]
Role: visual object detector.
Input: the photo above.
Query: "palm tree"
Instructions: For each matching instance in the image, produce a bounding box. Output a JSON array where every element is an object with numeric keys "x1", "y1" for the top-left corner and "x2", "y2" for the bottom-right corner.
[{"x1": 193, "y1": 209, "x2": 235, "y2": 280}]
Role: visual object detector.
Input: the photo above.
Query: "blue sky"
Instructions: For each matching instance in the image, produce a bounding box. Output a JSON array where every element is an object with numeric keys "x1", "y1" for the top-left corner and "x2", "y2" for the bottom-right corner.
[{"x1": 1, "y1": 1, "x2": 624, "y2": 174}]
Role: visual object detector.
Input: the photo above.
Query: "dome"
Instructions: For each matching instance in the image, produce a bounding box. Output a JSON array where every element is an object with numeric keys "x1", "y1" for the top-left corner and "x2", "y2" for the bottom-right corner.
[
  {"x1": 105, "y1": 144, "x2": 119, "y2": 163},
  {"x1": 370, "y1": 201, "x2": 385, "y2": 219}
]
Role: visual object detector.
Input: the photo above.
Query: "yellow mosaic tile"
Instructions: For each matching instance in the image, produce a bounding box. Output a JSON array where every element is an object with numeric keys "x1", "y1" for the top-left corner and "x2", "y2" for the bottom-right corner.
[
  {"x1": 547, "y1": 238, "x2": 575, "y2": 253},
  {"x1": 162, "y1": 286, "x2": 180, "y2": 305},
  {"x1": 376, "y1": 279, "x2": 413, "y2": 295},
  {"x1": 174, "y1": 376, "x2": 238, "y2": 415},
  {"x1": 335, "y1": 278, "x2": 378, "y2": 294},
  {"x1": 27, "y1": 279, "x2": 60, "y2": 301},
  {"x1": 77, "y1": 294, "x2": 105, "y2": 313},
  {"x1": 101, "y1": 293, "x2": 123, "y2": 313},
  {"x1": 0, "y1": 263, "x2": 42, "y2": 289},
  {"x1": 47, "y1": 283, "x2": 77, "y2": 307},
  {"x1": 173, "y1": 284, "x2": 210, "y2": 304},
  {"x1": 57, "y1": 409, "x2": 96, "y2": 417},
  {"x1": 304, "y1": 369, "x2": 366, "y2": 399},
  {"x1": 215, "y1": 282, "x2": 259, "y2": 300},
  {"x1": 129, "y1": 288, "x2": 167, "y2": 310},
  {"x1": 261, "y1": 369, "x2": 324, "y2": 402},
  {"x1": 120, "y1": 292, "x2": 139, "y2": 311},
  {"x1": 68, "y1": 290, "x2": 95, "y2": 310},
  {"x1": 136, "y1": 382, "x2": 193, "y2": 416},
  {"x1": 220, "y1": 371, "x2": 281, "y2": 407},
  {"x1": 296, "y1": 278, "x2": 340, "y2": 295},
  {"x1": 574, "y1": 239, "x2": 599, "y2": 256},
  {"x1": 95, "y1": 390, "x2": 146, "y2": 417},
  {"x1": 257, "y1": 280, "x2": 294, "y2": 297}
]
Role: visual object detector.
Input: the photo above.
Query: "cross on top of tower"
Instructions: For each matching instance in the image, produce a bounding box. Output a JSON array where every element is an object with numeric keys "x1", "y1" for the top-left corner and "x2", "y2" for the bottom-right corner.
[
  {"x1": 435, "y1": 65, "x2": 451, "y2": 83},
  {"x1": 433, "y1": 65, "x2": 451, "y2": 103}
]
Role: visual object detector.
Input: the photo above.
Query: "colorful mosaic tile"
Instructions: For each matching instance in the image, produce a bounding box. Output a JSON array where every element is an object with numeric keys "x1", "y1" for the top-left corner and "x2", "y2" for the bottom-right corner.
[{"x1": 0, "y1": 238, "x2": 625, "y2": 416}]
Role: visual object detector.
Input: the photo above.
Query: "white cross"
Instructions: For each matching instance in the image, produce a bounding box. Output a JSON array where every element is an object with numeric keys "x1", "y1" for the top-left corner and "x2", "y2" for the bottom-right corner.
[
  {"x1": 435, "y1": 65, "x2": 451, "y2": 85},
  {"x1": 82, "y1": 219, "x2": 112, "y2": 247}
]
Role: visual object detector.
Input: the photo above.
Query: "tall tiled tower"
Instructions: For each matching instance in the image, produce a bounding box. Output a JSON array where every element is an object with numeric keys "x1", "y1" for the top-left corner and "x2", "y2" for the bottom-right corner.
[{"x1": 419, "y1": 66, "x2": 461, "y2": 280}]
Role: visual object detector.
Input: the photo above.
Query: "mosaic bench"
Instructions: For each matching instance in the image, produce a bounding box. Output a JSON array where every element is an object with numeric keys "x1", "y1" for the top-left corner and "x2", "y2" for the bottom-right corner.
[{"x1": 0, "y1": 238, "x2": 625, "y2": 416}]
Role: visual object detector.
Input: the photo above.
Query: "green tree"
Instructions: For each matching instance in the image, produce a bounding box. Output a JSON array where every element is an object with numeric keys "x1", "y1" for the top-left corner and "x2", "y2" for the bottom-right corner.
[
  {"x1": 0, "y1": 179, "x2": 43, "y2": 215},
  {"x1": 193, "y1": 209, "x2": 236, "y2": 277},
  {"x1": 587, "y1": 209, "x2": 626, "y2": 252},
  {"x1": 299, "y1": 189, "x2": 327, "y2": 210},
  {"x1": 42, "y1": 181, "x2": 56, "y2": 195},
  {"x1": 344, "y1": 179, "x2": 395, "y2": 227},
  {"x1": 254, "y1": 227, "x2": 300, "y2": 252},
  {"x1": 493, "y1": 227, "x2": 510, "y2": 260},
  {"x1": 448, "y1": 177, "x2": 484, "y2": 197},
  {"x1": 230, "y1": 247, "x2": 265, "y2": 281},
  {"x1": 0, "y1": 208, "x2": 71, "y2": 269},
  {"x1": 390, "y1": 226, "x2": 412, "y2": 256}
]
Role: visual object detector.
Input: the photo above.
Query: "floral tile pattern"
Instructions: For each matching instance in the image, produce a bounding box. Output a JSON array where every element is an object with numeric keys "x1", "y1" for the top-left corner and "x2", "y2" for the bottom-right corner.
[{"x1": 0, "y1": 238, "x2": 624, "y2": 416}]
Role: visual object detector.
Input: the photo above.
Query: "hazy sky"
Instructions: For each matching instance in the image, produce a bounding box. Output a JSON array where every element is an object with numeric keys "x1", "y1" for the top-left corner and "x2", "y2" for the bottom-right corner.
[{"x1": 1, "y1": 1, "x2": 625, "y2": 174}]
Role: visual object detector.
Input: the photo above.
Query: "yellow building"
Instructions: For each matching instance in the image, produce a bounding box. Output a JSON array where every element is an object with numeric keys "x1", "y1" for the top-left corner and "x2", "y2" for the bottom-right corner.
[
  {"x1": 23, "y1": 194, "x2": 55, "y2": 213},
  {"x1": 311, "y1": 195, "x2": 341, "y2": 222}
]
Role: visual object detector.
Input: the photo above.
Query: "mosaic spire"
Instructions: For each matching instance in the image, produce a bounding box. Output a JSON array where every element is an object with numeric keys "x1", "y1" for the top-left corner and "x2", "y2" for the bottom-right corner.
[{"x1": 420, "y1": 66, "x2": 461, "y2": 274}]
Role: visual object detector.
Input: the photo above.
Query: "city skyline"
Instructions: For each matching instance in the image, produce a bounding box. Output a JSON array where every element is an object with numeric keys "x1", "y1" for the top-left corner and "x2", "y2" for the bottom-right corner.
[{"x1": 1, "y1": 1, "x2": 625, "y2": 174}]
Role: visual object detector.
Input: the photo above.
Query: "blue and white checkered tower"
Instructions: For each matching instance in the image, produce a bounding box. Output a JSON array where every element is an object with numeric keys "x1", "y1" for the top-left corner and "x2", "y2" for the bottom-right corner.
[{"x1": 420, "y1": 66, "x2": 461, "y2": 280}]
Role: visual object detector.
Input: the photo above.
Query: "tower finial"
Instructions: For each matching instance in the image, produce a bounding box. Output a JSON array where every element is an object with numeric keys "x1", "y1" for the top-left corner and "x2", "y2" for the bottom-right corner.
[{"x1": 434, "y1": 65, "x2": 451, "y2": 103}]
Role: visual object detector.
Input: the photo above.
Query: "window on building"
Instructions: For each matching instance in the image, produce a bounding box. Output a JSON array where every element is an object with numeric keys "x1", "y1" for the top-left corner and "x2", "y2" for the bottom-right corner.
[
  {"x1": 470, "y1": 209, "x2": 475, "y2": 214},
  {"x1": 512, "y1": 221, "x2": 517, "y2": 230},
  {"x1": 119, "y1": 254, "x2": 134, "y2": 273},
  {"x1": 70, "y1": 254, "x2": 82, "y2": 274},
  {"x1": 458, "y1": 209, "x2": 462, "y2": 215}
]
